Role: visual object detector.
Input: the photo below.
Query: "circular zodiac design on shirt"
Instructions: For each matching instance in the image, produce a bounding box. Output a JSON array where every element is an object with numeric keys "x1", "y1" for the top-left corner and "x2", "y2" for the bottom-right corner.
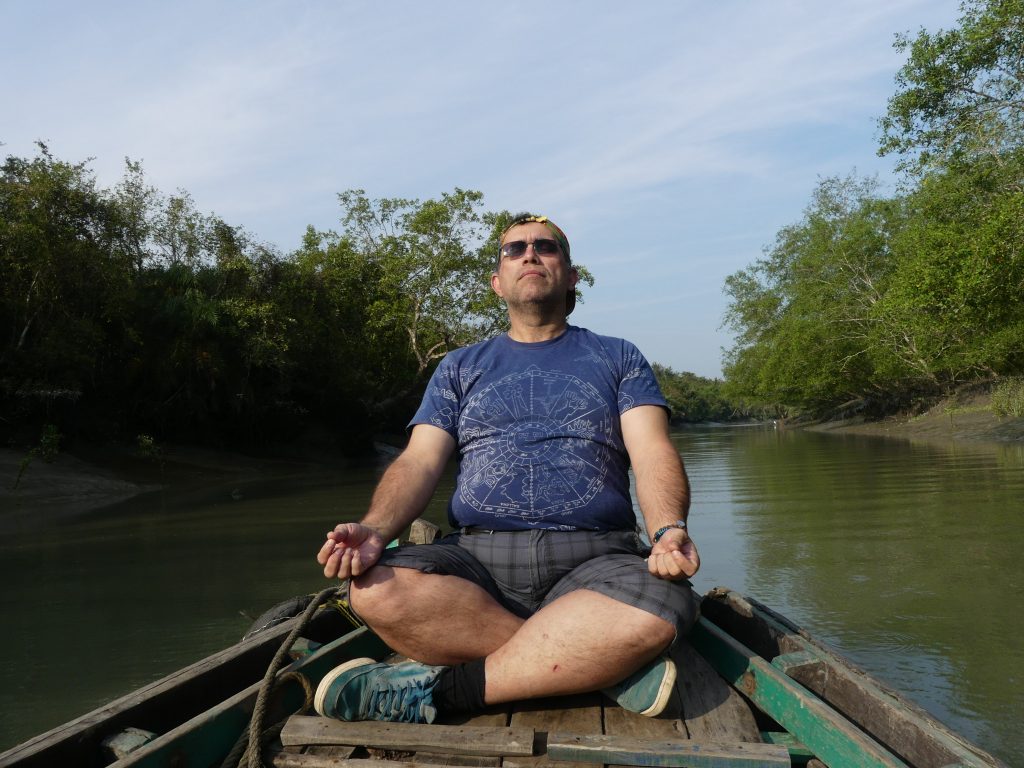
[{"x1": 456, "y1": 366, "x2": 613, "y2": 523}]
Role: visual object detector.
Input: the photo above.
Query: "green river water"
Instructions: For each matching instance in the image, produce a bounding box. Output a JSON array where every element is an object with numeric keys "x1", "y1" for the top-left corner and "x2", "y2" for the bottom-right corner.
[{"x1": 1, "y1": 426, "x2": 1022, "y2": 763}]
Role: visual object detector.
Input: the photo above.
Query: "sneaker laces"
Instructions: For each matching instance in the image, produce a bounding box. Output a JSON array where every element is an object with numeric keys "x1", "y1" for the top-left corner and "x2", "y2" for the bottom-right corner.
[{"x1": 367, "y1": 668, "x2": 437, "y2": 723}]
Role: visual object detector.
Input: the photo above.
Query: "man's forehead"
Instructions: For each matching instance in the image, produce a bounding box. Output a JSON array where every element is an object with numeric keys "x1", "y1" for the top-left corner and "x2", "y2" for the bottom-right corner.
[{"x1": 500, "y1": 221, "x2": 552, "y2": 243}]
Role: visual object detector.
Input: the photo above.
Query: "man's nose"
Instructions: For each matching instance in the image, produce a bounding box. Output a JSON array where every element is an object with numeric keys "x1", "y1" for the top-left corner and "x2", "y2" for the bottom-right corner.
[{"x1": 521, "y1": 243, "x2": 542, "y2": 261}]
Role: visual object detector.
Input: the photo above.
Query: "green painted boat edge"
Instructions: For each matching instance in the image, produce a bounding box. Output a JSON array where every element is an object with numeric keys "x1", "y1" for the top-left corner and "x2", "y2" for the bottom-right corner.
[
  {"x1": 0, "y1": 611, "x2": 336, "y2": 768},
  {"x1": 759, "y1": 732, "x2": 814, "y2": 763},
  {"x1": 690, "y1": 617, "x2": 910, "y2": 768},
  {"x1": 118, "y1": 618, "x2": 922, "y2": 768},
  {"x1": 114, "y1": 625, "x2": 389, "y2": 768},
  {"x1": 3, "y1": 583, "x2": 1004, "y2": 768},
  {"x1": 702, "y1": 588, "x2": 1008, "y2": 768}
]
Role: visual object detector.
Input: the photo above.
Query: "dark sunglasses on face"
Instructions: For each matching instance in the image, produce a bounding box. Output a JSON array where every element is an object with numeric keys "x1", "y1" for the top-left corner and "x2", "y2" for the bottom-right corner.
[{"x1": 500, "y1": 238, "x2": 561, "y2": 259}]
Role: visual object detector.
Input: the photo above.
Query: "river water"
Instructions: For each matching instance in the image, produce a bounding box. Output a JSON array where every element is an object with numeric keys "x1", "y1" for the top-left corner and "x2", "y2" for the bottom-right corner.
[{"x1": 1, "y1": 426, "x2": 1022, "y2": 764}]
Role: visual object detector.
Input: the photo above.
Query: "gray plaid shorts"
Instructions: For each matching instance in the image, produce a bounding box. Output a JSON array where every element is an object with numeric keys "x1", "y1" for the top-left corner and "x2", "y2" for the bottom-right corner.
[{"x1": 375, "y1": 528, "x2": 699, "y2": 640}]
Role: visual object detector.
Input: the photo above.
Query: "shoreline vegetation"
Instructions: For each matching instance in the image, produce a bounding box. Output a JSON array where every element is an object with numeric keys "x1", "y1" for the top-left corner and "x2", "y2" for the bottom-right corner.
[
  {"x1": 5, "y1": 391, "x2": 1020, "y2": 534},
  {"x1": 0, "y1": 441, "x2": 355, "y2": 535},
  {"x1": 4, "y1": 2, "x2": 1022, "y2": 513},
  {"x1": 720, "y1": 2, "x2": 1024, "y2": 420}
]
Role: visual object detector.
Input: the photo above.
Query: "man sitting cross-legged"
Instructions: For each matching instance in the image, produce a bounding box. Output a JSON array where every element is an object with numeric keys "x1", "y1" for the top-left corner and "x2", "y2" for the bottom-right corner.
[{"x1": 314, "y1": 213, "x2": 700, "y2": 723}]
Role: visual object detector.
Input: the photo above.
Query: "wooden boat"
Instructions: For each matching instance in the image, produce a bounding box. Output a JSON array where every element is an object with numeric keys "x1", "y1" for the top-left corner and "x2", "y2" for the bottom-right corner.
[{"x1": 0, "y1": 581, "x2": 1005, "y2": 768}]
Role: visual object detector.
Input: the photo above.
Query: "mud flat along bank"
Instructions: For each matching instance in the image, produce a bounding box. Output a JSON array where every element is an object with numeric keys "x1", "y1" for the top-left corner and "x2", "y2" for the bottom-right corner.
[
  {"x1": 0, "y1": 445, "x2": 334, "y2": 535},
  {"x1": 807, "y1": 391, "x2": 1024, "y2": 447}
]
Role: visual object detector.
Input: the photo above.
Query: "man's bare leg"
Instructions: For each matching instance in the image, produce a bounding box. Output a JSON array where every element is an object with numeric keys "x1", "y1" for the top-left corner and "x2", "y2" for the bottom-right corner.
[
  {"x1": 483, "y1": 589, "x2": 674, "y2": 703},
  {"x1": 350, "y1": 568, "x2": 674, "y2": 701},
  {"x1": 350, "y1": 566, "x2": 524, "y2": 665}
]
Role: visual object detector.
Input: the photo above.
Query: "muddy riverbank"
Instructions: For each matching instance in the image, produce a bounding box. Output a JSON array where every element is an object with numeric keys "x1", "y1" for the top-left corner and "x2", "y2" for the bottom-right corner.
[
  {"x1": 4, "y1": 392, "x2": 1021, "y2": 534},
  {"x1": 0, "y1": 443, "x2": 338, "y2": 534},
  {"x1": 808, "y1": 391, "x2": 1024, "y2": 446}
]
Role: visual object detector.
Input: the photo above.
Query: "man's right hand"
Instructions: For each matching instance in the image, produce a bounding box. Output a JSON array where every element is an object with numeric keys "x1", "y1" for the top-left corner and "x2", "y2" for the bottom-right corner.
[
  {"x1": 317, "y1": 523, "x2": 387, "y2": 580},
  {"x1": 647, "y1": 528, "x2": 700, "y2": 581}
]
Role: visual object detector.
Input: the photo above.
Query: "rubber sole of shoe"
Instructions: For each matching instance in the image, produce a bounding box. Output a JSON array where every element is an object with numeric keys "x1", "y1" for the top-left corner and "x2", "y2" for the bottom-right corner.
[
  {"x1": 638, "y1": 660, "x2": 677, "y2": 717},
  {"x1": 313, "y1": 656, "x2": 377, "y2": 716}
]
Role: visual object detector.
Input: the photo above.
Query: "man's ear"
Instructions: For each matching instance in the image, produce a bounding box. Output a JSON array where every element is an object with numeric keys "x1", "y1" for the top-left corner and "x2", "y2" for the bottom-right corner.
[
  {"x1": 490, "y1": 272, "x2": 504, "y2": 298},
  {"x1": 569, "y1": 266, "x2": 579, "y2": 289}
]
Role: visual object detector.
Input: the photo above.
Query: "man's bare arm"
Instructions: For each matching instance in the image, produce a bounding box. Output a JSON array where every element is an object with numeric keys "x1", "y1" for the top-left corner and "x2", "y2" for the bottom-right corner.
[
  {"x1": 318, "y1": 424, "x2": 456, "y2": 579},
  {"x1": 621, "y1": 405, "x2": 699, "y2": 580},
  {"x1": 362, "y1": 423, "x2": 456, "y2": 539}
]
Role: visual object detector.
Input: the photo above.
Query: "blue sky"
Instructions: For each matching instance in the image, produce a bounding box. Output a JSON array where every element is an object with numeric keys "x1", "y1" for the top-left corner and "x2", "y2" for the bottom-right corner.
[{"x1": 3, "y1": 1, "x2": 962, "y2": 378}]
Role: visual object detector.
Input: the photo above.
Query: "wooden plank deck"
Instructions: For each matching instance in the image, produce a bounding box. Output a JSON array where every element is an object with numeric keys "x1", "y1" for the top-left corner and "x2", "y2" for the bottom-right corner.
[{"x1": 276, "y1": 639, "x2": 774, "y2": 768}]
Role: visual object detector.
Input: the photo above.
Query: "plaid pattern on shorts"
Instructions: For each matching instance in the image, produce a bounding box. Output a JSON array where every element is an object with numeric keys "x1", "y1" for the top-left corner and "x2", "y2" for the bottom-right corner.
[{"x1": 375, "y1": 529, "x2": 699, "y2": 641}]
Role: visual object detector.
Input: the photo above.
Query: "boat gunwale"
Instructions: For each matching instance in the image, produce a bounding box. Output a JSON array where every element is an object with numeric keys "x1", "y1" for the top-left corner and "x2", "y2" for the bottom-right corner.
[
  {"x1": 0, "y1": 609, "x2": 350, "y2": 768},
  {"x1": 700, "y1": 587, "x2": 1007, "y2": 768},
  {"x1": 1, "y1": 586, "x2": 1007, "y2": 768}
]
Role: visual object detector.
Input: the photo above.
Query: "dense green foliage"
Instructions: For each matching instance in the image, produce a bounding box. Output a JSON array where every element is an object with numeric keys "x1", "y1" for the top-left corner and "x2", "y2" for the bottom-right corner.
[
  {"x1": 0, "y1": 139, "x2": 750, "y2": 454},
  {"x1": 879, "y1": 0, "x2": 1024, "y2": 171},
  {"x1": 652, "y1": 364, "x2": 774, "y2": 422},
  {"x1": 991, "y1": 377, "x2": 1024, "y2": 417},
  {"x1": 0, "y1": 148, "x2": 605, "y2": 452},
  {"x1": 723, "y1": 0, "x2": 1024, "y2": 416}
]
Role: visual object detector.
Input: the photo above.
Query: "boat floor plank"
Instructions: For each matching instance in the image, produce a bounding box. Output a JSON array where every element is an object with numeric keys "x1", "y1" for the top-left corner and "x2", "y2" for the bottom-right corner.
[
  {"x1": 280, "y1": 717, "x2": 534, "y2": 757},
  {"x1": 270, "y1": 744, "x2": 359, "y2": 767},
  {"x1": 278, "y1": 742, "x2": 355, "y2": 758},
  {"x1": 504, "y1": 693, "x2": 602, "y2": 768},
  {"x1": 410, "y1": 752, "x2": 502, "y2": 767},
  {"x1": 672, "y1": 640, "x2": 762, "y2": 743},
  {"x1": 306, "y1": 745, "x2": 358, "y2": 758},
  {"x1": 604, "y1": 700, "x2": 687, "y2": 768},
  {"x1": 603, "y1": 704, "x2": 686, "y2": 740},
  {"x1": 440, "y1": 705, "x2": 512, "y2": 728},
  {"x1": 547, "y1": 733, "x2": 790, "y2": 768},
  {"x1": 271, "y1": 757, "x2": 496, "y2": 768},
  {"x1": 427, "y1": 706, "x2": 512, "y2": 767}
]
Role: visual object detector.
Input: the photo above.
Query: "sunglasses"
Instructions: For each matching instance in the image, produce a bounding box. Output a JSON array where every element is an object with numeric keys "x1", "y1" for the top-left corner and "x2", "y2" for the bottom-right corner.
[{"x1": 499, "y1": 238, "x2": 562, "y2": 259}]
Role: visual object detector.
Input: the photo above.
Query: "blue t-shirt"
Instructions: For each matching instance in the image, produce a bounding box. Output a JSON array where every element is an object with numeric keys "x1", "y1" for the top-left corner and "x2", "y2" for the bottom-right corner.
[{"x1": 410, "y1": 326, "x2": 668, "y2": 531}]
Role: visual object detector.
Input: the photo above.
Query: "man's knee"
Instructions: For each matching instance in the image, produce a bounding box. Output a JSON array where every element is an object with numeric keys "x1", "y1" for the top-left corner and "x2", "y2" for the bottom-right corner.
[
  {"x1": 629, "y1": 605, "x2": 677, "y2": 652},
  {"x1": 349, "y1": 565, "x2": 403, "y2": 622},
  {"x1": 350, "y1": 564, "x2": 446, "y2": 623},
  {"x1": 550, "y1": 554, "x2": 696, "y2": 647}
]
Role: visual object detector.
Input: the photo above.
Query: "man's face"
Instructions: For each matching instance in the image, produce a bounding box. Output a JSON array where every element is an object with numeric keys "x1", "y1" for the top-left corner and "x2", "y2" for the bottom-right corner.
[{"x1": 492, "y1": 221, "x2": 578, "y2": 312}]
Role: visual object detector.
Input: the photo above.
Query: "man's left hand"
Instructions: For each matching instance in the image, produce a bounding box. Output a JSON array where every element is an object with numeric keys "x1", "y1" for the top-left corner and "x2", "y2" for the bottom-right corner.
[{"x1": 648, "y1": 528, "x2": 700, "y2": 580}]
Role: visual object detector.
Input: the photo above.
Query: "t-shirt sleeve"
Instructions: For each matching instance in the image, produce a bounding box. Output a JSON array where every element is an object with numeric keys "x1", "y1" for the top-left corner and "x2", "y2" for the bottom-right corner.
[
  {"x1": 408, "y1": 357, "x2": 461, "y2": 437},
  {"x1": 618, "y1": 342, "x2": 670, "y2": 415}
]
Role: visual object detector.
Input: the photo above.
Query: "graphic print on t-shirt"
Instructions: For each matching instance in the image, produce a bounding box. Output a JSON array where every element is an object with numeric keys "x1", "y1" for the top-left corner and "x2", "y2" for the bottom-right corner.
[{"x1": 456, "y1": 365, "x2": 612, "y2": 524}]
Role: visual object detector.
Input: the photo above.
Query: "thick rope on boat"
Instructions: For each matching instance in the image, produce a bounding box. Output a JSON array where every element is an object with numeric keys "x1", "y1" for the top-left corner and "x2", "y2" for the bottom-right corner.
[
  {"x1": 224, "y1": 671, "x2": 312, "y2": 768},
  {"x1": 222, "y1": 584, "x2": 343, "y2": 768},
  {"x1": 242, "y1": 584, "x2": 361, "y2": 640}
]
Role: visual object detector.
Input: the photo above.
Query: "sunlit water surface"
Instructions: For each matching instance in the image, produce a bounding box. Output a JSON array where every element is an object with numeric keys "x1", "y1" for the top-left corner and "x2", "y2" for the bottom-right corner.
[{"x1": 1, "y1": 426, "x2": 1021, "y2": 763}]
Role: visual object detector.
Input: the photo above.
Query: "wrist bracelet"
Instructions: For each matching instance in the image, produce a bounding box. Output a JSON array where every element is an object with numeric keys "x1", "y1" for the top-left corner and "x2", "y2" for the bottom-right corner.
[{"x1": 652, "y1": 520, "x2": 687, "y2": 543}]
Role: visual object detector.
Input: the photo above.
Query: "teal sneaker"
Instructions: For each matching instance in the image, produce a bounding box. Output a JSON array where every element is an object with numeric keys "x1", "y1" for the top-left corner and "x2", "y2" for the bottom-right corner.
[
  {"x1": 602, "y1": 655, "x2": 677, "y2": 717},
  {"x1": 314, "y1": 657, "x2": 444, "y2": 724}
]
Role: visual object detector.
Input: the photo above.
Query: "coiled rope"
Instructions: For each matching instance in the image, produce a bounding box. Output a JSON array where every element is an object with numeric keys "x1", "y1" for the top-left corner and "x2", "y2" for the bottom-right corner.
[{"x1": 221, "y1": 584, "x2": 345, "y2": 768}]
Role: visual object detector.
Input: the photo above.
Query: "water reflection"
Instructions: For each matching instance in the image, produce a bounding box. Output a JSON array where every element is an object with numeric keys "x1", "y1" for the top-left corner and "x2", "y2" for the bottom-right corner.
[
  {"x1": 1, "y1": 428, "x2": 1021, "y2": 763},
  {"x1": 681, "y1": 425, "x2": 1023, "y2": 764}
]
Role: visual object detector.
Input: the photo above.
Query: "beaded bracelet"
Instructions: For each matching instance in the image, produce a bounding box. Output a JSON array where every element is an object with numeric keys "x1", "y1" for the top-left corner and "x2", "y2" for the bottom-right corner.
[{"x1": 652, "y1": 520, "x2": 688, "y2": 543}]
